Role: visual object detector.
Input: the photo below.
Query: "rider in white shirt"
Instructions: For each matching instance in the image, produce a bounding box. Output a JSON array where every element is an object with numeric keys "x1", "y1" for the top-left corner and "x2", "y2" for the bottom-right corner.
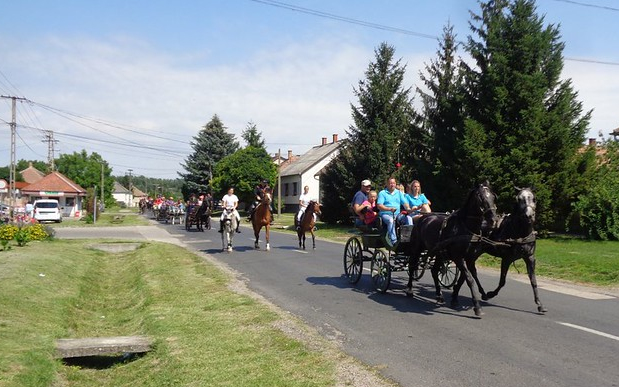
[
  {"x1": 219, "y1": 187, "x2": 241, "y2": 233},
  {"x1": 296, "y1": 185, "x2": 318, "y2": 229}
]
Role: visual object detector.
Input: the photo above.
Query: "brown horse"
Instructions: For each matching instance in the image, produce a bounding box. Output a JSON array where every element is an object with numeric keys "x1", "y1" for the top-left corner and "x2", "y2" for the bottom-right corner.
[
  {"x1": 252, "y1": 192, "x2": 272, "y2": 250},
  {"x1": 297, "y1": 201, "x2": 320, "y2": 250}
]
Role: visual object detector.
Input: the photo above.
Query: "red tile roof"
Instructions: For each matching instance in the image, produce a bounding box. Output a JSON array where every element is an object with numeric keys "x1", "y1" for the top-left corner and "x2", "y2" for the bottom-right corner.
[
  {"x1": 21, "y1": 171, "x2": 87, "y2": 196},
  {"x1": 19, "y1": 164, "x2": 46, "y2": 184}
]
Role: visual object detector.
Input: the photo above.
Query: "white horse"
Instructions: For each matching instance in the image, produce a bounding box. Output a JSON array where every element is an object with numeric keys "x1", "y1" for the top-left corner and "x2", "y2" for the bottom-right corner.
[{"x1": 221, "y1": 206, "x2": 237, "y2": 252}]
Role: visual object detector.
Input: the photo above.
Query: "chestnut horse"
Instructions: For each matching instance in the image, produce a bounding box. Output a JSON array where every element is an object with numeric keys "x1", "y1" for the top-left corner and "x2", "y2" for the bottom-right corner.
[
  {"x1": 252, "y1": 192, "x2": 271, "y2": 250},
  {"x1": 297, "y1": 200, "x2": 320, "y2": 250}
]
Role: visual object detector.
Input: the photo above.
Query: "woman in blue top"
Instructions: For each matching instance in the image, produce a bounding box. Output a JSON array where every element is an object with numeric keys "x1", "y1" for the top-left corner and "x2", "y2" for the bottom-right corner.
[
  {"x1": 405, "y1": 179, "x2": 432, "y2": 224},
  {"x1": 377, "y1": 177, "x2": 412, "y2": 246}
]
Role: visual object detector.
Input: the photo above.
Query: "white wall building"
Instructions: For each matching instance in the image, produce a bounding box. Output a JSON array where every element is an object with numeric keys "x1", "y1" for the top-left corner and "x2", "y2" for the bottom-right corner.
[{"x1": 277, "y1": 134, "x2": 341, "y2": 212}]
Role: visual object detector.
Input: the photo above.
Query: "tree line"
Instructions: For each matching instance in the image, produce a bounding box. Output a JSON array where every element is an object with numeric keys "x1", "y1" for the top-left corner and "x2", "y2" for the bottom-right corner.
[{"x1": 318, "y1": 0, "x2": 619, "y2": 240}]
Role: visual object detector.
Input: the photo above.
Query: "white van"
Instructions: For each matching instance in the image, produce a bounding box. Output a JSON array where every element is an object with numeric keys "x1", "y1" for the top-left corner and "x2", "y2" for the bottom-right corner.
[{"x1": 33, "y1": 199, "x2": 62, "y2": 223}]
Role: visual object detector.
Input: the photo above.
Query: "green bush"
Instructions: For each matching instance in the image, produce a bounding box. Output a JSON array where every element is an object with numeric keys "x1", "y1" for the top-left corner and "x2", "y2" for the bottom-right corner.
[{"x1": 571, "y1": 142, "x2": 619, "y2": 240}]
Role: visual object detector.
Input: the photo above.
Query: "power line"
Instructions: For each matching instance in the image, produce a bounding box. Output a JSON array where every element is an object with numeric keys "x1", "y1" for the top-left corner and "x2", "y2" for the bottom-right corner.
[
  {"x1": 250, "y1": 0, "x2": 619, "y2": 67},
  {"x1": 551, "y1": 0, "x2": 619, "y2": 12},
  {"x1": 249, "y1": 0, "x2": 438, "y2": 40}
]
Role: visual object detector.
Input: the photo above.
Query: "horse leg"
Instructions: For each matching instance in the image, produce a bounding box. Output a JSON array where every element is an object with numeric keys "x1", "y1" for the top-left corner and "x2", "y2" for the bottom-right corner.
[
  {"x1": 458, "y1": 259, "x2": 483, "y2": 317},
  {"x1": 466, "y1": 256, "x2": 488, "y2": 301},
  {"x1": 405, "y1": 252, "x2": 420, "y2": 297},
  {"x1": 254, "y1": 226, "x2": 260, "y2": 249},
  {"x1": 430, "y1": 259, "x2": 445, "y2": 305},
  {"x1": 524, "y1": 254, "x2": 546, "y2": 313},
  {"x1": 298, "y1": 229, "x2": 302, "y2": 249},
  {"x1": 451, "y1": 263, "x2": 467, "y2": 307},
  {"x1": 265, "y1": 224, "x2": 270, "y2": 251},
  {"x1": 310, "y1": 229, "x2": 315, "y2": 249},
  {"x1": 486, "y1": 256, "x2": 512, "y2": 300}
]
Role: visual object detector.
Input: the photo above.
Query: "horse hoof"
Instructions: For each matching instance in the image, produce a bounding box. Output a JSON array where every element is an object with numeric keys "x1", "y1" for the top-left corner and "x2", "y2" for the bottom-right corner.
[
  {"x1": 405, "y1": 288, "x2": 414, "y2": 297},
  {"x1": 538, "y1": 306, "x2": 548, "y2": 314},
  {"x1": 266, "y1": 244, "x2": 270, "y2": 251},
  {"x1": 436, "y1": 297, "x2": 445, "y2": 305},
  {"x1": 474, "y1": 307, "x2": 484, "y2": 317}
]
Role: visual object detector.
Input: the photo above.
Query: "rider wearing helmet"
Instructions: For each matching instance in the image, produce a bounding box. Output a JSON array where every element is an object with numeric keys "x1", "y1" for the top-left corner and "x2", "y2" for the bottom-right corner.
[{"x1": 248, "y1": 179, "x2": 273, "y2": 223}]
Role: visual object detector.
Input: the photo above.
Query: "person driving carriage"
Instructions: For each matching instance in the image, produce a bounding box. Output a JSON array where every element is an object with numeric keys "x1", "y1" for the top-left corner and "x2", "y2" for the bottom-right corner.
[
  {"x1": 377, "y1": 177, "x2": 412, "y2": 248},
  {"x1": 218, "y1": 187, "x2": 241, "y2": 234},
  {"x1": 248, "y1": 179, "x2": 273, "y2": 224}
]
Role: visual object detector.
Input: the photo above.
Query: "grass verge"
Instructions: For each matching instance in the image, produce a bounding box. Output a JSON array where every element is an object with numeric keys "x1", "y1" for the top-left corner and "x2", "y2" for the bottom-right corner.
[{"x1": 0, "y1": 239, "x2": 390, "y2": 387}]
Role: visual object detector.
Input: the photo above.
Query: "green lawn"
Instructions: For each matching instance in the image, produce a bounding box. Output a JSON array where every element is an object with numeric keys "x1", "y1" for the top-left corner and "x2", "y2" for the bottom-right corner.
[{"x1": 0, "y1": 239, "x2": 389, "y2": 387}]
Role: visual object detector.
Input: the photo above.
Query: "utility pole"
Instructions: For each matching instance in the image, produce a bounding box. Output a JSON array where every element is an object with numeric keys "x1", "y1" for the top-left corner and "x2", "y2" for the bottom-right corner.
[
  {"x1": 1, "y1": 95, "x2": 27, "y2": 207},
  {"x1": 277, "y1": 148, "x2": 281, "y2": 217},
  {"x1": 127, "y1": 169, "x2": 133, "y2": 207},
  {"x1": 42, "y1": 130, "x2": 58, "y2": 171}
]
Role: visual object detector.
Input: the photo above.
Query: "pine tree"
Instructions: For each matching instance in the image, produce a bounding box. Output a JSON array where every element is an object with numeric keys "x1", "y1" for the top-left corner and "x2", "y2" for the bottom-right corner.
[
  {"x1": 462, "y1": 0, "x2": 590, "y2": 229},
  {"x1": 416, "y1": 23, "x2": 468, "y2": 211},
  {"x1": 321, "y1": 42, "x2": 415, "y2": 223},
  {"x1": 179, "y1": 114, "x2": 239, "y2": 198},
  {"x1": 241, "y1": 121, "x2": 266, "y2": 148}
]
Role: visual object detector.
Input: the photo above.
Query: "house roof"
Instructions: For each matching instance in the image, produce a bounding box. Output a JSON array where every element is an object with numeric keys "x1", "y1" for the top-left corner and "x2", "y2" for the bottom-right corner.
[
  {"x1": 113, "y1": 181, "x2": 131, "y2": 194},
  {"x1": 132, "y1": 186, "x2": 147, "y2": 197},
  {"x1": 19, "y1": 163, "x2": 46, "y2": 184},
  {"x1": 21, "y1": 171, "x2": 87, "y2": 195},
  {"x1": 610, "y1": 127, "x2": 619, "y2": 136},
  {"x1": 280, "y1": 141, "x2": 341, "y2": 176}
]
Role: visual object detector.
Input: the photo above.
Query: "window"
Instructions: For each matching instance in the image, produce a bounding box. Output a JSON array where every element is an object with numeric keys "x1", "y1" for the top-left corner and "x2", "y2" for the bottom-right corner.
[
  {"x1": 284, "y1": 183, "x2": 289, "y2": 196},
  {"x1": 293, "y1": 182, "x2": 298, "y2": 196}
]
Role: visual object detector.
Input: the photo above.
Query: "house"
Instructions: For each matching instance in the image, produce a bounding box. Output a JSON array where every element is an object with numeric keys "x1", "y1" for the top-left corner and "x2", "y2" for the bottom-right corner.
[
  {"x1": 610, "y1": 127, "x2": 619, "y2": 141},
  {"x1": 20, "y1": 171, "x2": 87, "y2": 217},
  {"x1": 131, "y1": 186, "x2": 147, "y2": 207},
  {"x1": 277, "y1": 134, "x2": 342, "y2": 212},
  {"x1": 112, "y1": 181, "x2": 133, "y2": 207},
  {"x1": 20, "y1": 162, "x2": 46, "y2": 184}
]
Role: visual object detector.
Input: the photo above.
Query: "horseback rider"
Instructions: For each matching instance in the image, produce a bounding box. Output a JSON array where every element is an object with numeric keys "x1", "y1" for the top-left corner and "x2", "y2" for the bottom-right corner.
[
  {"x1": 295, "y1": 185, "x2": 319, "y2": 230},
  {"x1": 218, "y1": 187, "x2": 241, "y2": 233},
  {"x1": 247, "y1": 179, "x2": 273, "y2": 223}
]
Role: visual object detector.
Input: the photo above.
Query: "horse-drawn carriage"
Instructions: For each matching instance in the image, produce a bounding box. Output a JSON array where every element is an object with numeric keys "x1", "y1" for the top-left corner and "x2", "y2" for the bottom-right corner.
[
  {"x1": 344, "y1": 183, "x2": 546, "y2": 318},
  {"x1": 185, "y1": 201, "x2": 211, "y2": 231},
  {"x1": 343, "y1": 221, "x2": 458, "y2": 293}
]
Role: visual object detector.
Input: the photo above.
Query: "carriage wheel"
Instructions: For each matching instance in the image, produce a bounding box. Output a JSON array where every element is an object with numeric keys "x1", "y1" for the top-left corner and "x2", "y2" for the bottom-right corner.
[
  {"x1": 410, "y1": 251, "x2": 428, "y2": 281},
  {"x1": 371, "y1": 249, "x2": 391, "y2": 293},
  {"x1": 343, "y1": 237, "x2": 363, "y2": 284},
  {"x1": 439, "y1": 260, "x2": 460, "y2": 289}
]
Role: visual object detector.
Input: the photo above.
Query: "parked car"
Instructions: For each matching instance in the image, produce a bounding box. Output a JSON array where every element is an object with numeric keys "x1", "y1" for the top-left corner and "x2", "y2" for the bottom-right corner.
[
  {"x1": 33, "y1": 199, "x2": 62, "y2": 223},
  {"x1": 0, "y1": 204, "x2": 10, "y2": 220}
]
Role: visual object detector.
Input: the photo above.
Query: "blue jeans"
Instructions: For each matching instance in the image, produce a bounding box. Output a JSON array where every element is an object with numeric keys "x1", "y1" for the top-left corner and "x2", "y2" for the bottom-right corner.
[{"x1": 380, "y1": 213, "x2": 410, "y2": 244}]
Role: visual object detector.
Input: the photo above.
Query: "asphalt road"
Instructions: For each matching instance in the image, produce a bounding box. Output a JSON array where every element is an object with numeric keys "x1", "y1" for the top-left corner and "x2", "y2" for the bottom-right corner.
[{"x1": 55, "y1": 218, "x2": 619, "y2": 387}]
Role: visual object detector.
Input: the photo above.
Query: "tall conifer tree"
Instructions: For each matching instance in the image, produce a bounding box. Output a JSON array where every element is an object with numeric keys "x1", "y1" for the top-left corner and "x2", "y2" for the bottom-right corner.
[
  {"x1": 321, "y1": 42, "x2": 415, "y2": 223},
  {"x1": 179, "y1": 114, "x2": 239, "y2": 197},
  {"x1": 462, "y1": 0, "x2": 590, "y2": 228}
]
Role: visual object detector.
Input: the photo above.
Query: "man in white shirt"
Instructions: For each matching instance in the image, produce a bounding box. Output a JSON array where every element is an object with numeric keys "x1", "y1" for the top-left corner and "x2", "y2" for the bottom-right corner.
[
  {"x1": 219, "y1": 187, "x2": 241, "y2": 233},
  {"x1": 296, "y1": 185, "x2": 318, "y2": 229}
]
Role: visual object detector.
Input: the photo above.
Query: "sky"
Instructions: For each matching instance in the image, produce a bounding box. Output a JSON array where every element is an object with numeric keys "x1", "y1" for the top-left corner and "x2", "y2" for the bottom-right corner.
[{"x1": 1, "y1": 0, "x2": 619, "y2": 179}]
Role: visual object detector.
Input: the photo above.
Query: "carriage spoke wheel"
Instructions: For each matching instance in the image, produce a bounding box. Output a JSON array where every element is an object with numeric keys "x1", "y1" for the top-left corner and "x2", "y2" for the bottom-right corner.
[
  {"x1": 439, "y1": 260, "x2": 459, "y2": 289},
  {"x1": 371, "y1": 249, "x2": 391, "y2": 293},
  {"x1": 411, "y1": 251, "x2": 428, "y2": 281},
  {"x1": 343, "y1": 237, "x2": 363, "y2": 284}
]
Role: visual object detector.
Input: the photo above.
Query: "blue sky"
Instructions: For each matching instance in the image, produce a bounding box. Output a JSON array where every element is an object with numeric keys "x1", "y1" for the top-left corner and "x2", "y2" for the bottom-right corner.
[{"x1": 1, "y1": 0, "x2": 618, "y2": 178}]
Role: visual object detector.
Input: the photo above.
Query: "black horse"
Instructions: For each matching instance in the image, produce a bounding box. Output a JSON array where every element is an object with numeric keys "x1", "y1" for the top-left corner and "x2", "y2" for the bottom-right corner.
[
  {"x1": 195, "y1": 197, "x2": 212, "y2": 231},
  {"x1": 405, "y1": 182, "x2": 499, "y2": 317},
  {"x1": 459, "y1": 187, "x2": 547, "y2": 313}
]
